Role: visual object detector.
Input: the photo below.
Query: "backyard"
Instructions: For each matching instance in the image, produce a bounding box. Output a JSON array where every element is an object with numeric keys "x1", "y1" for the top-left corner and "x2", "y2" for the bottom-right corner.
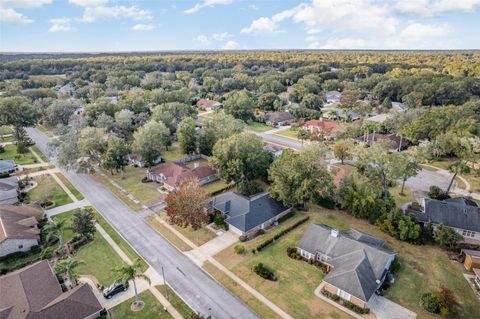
[
  {"x1": 109, "y1": 290, "x2": 173, "y2": 319},
  {"x1": 27, "y1": 174, "x2": 73, "y2": 208},
  {"x1": 162, "y1": 142, "x2": 186, "y2": 162},
  {"x1": 210, "y1": 207, "x2": 480, "y2": 319},
  {"x1": 0, "y1": 144, "x2": 37, "y2": 165}
]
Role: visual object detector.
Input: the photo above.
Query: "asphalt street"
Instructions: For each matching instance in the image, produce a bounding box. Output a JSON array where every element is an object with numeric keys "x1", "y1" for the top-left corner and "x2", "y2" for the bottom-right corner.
[{"x1": 26, "y1": 128, "x2": 259, "y2": 319}]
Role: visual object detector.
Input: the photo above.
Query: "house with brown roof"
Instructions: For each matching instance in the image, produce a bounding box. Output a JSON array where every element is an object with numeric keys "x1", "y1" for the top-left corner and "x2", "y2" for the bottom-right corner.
[
  {"x1": 360, "y1": 133, "x2": 409, "y2": 152},
  {"x1": 0, "y1": 205, "x2": 43, "y2": 257},
  {"x1": 303, "y1": 119, "x2": 340, "y2": 140},
  {"x1": 0, "y1": 260, "x2": 103, "y2": 319},
  {"x1": 196, "y1": 99, "x2": 222, "y2": 112},
  {"x1": 262, "y1": 112, "x2": 295, "y2": 127},
  {"x1": 146, "y1": 162, "x2": 217, "y2": 191}
]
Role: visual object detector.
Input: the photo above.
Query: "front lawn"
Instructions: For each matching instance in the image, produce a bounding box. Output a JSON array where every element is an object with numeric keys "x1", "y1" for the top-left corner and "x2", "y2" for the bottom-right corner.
[
  {"x1": 89, "y1": 173, "x2": 143, "y2": 211},
  {"x1": 27, "y1": 174, "x2": 73, "y2": 208},
  {"x1": 0, "y1": 144, "x2": 37, "y2": 165},
  {"x1": 55, "y1": 172, "x2": 85, "y2": 200},
  {"x1": 53, "y1": 210, "x2": 124, "y2": 286},
  {"x1": 30, "y1": 145, "x2": 49, "y2": 162},
  {"x1": 212, "y1": 207, "x2": 480, "y2": 319},
  {"x1": 245, "y1": 121, "x2": 272, "y2": 132},
  {"x1": 99, "y1": 167, "x2": 164, "y2": 206},
  {"x1": 273, "y1": 127, "x2": 299, "y2": 140},
  {"x1": 109, "y1": 290, "x2": 173, "y2": 319},
  {"x1": 389, "y1": 184, "x2": 414, "y2": 208},
  {"x1": 156, "y1": 285, "x2": 195, "y2": 318},
  {"x1": 158, "y1": 211, "x2": 217, "y2": 247}
]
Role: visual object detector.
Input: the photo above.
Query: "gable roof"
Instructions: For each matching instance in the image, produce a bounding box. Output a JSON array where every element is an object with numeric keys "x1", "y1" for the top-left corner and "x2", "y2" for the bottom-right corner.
[
  {"x1": 265, "y1": 112, "x2": 294, "y2": 123},
  {"x1": 0, "y1": 204, "x2": 42, "y2": 243},
  {"x1": 210, "y1": 192, "x2": 289, "y2": 232},
  {"x1": 0, "y1": 160, "x2": 16, "y2": 172},
  {"x1": 365, "y1": 114, "x2": 393, "y2": 124},
  {"x1": 0, "y1": 260, "x2": 102, "y2": 319},
  {"x1": 303, "y1": 120, "x2": 339, "y2": 132},
  {"x1": 197, "y1": 99, "x2": 221, "y2": 108},
  {"x1": 0, "y1": 176, "x2": 19, "y2": 203},
  {"x1": 148, "y1": 162, "x2": 216, "y2": 188},
  {"x1": 361, "y1": 133, "x2": 409, "y2": 150},
  {"x1": 415, "y1": 198, "x2": 480, "y2": 232},
  {"x1": 297, "y1": 224, "x2": 395, "y2": 302}
]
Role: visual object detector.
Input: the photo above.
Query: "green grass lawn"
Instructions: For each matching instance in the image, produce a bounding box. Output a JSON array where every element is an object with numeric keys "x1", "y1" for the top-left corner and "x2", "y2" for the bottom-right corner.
[
  {"x1": 389, "y1": 184, "x2": 414, "y2": 208},
  {"x1": 0, "y1": 144, "x2": 37, "y2": 165},
  {"x1": 93, "y1": 210, "x2": 148, "y2": 272},
  {"x1": 109, "y1": 290, "x2": 173, "y2": 319},
  {"x1": 0, "y1": 126, "x2": 13, "y2": 135},
  {"x1": 202, "y1": 179, "x2": 232, "y2": 195},
  {"x1": 99, "y1": 167, "x2": 164, "y2": 206},
  {"x1": 30, "y1": 144, "x2": 49, "y2": 162},
  {"x1": 273, "y1": 127, "x2": 300, "y2": 140},
  {"x1": 162, "y1": 142, "x2": 186, "y2": 162},
  {"x1": 53, "y1": 210, "x2": 123, "y2": 286},
  {"x1": 156, "y1": 285, "x2": 195, "y2": 318},
  {"x1": 0, "y1": 135, "x2": 15, "y2": 143},
  {"x1": 158, "y1": 211, "x2": 217, "y2": 247},
  {"x1": 55, "y1": 172, "x2": 85, "y2": 200},
  {"x1": 184, "y1": 158, "x2": 209, "y2": 169},
  {"x1": 90, "y1": 173, "x2": 143, "y2": 211},
  {"x1": 28, "y1": 174, "x2": 73, "y2": 208},
  {"x1": 245, "y1": 121, "x2": 272, "y2": 132},
  {"x1": 213, "y1": 207, "x2": 480, "y2": 319},
  {"x1": 146, "y1": 216, "x2": 193, "y2": 251}
]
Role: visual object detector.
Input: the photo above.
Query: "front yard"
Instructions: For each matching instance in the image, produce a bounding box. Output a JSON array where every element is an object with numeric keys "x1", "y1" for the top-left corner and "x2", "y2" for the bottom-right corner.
[
  {"x1": 210, "y1": 207, "x2": 480, "y2": 319},
  {"x1": 27, "y1": 174, "x2": 73, "y2": 208},
  {"x1": 55, "y1": 172, "x2": 85, "y2": 200},
  {"x1": 109, "y1": 290, "x2": 173, "y2": 319},
  {"x1": 0, "y1": 144, "x2": 37, "y2": 165},
  {"x1": 245, "y1": 120, "x2": 272, "y2": 132},
  {"x1": 273, "y1": 127, "x2": 300, "y2": 140}
]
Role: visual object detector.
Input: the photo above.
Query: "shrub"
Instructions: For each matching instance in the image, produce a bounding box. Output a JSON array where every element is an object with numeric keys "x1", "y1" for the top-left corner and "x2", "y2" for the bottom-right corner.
[
  {"x1": 16, "y1": 142, "x2": 28, "y2": 154},
  {"x1": 428, "y1": 185, "x2": 450, "y2": 200},
  {"x1": 421, "y1": 292, "x2": 442, "y2": 314},
  {"x1": 214, "y1": 214, "x2": 226, "y2": 226},
  {"x1": 239, "y1": 235, "x2": 247, "y2": 242},
  {"x1": 343, "y1": 300, "x2": 369, "y2": 314},
  {"x1": 141, "y1": 177, "x2": 151, "y2": 183},
  {"x1": 421, "y1": 285, "x2": 459, "y2": 318},
  {"x1": 0, "y1": 145, "x2": 4, "y2": 153},
  {"x1": 408, "y1": 201, "x2": 422, "y2": 211},
  {"x1": 252, "y1": 263, "x2": 277, "y2": 281},
  {"x1": 233, "y1": 245, "x2": 245, "y2": 255},
  {"x1": 257, "y1": 229, "x2": 266, "y2": 235},
  {"x1": 255, "y1": 216, "x2": 309, "y2": 252},
  {"x1": 251, "y1": 249, "x2": 256, "y2": 254}
]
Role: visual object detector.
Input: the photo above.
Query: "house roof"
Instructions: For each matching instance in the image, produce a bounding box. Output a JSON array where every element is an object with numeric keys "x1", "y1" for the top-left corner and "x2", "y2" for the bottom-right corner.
[
  {"x1": 415, "y1": 198, "x2": 480, "y2": 232},
  {"x1": 0, "y1": 176, "x2": 19, "y2": 203},
  {"x1": 148, "y1": 162, "x2": 216, "y2": 188},
  {"x1": 297, "y1": 224, "x2": 395, "y2": 302},
  {"x1": 210, "y1": 192, "x2": 290, "y2": 232},
  {"x1": 265, "y1": 112, "x2": 294, "y2": 123},
  {"x1": 391, "y1": 102, "x2": 408, "y2": 112},
  {"x1": 0, "y1": 204, "x2": 42, "y2": 243},
  {"x1": 445, "y1": 197, "x2": 478, "y2": 207},
  {"x1": 462, "y1": 249, "x2": 480, "y2": 259},
  {"x1": 365, "y1": 114, "x2": 393, "y2": 124},
  {"x1": 0, "y1": 260, "x2": 102, "y2": 319},
  {"x1": 303, "y1": 120, "x2": 339, "y2": 131},
  {"x1": 197, "y1": 99, "x2": 221, "y2": 108},
  {"x1": 360, "y1": 133, "x2": 409, "y2": 150}
]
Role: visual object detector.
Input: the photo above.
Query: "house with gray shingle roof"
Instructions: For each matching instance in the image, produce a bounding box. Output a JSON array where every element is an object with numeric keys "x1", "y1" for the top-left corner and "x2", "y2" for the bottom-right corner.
[
  {"x1": 0, "y1": 176, "x2": 19, "y2": 204},
  {"x1": 297, "y1": 224, "x2": 396, "y2": 309},
  {"x1": 412, "y1": 197, "x2": 480, "y2": 244},
  {"x1": 209, "y1": 192, "x2": 291, "y2": 237},
  {"x1": 0, "y1": 159, "x2": 17, "y2": 175}
]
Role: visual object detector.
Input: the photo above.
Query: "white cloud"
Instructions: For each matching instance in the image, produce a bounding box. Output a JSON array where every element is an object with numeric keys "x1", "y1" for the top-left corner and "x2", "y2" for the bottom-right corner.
[
  {"x1": 196, "y1": 35, "x2": 211, "y2": 45},
  {"x1": 68, "y1": 0, "x2": 108, "y2": 7},
  {"x1": 248, "y1": 4, "x2": 259, "y2": 11},
  {"x1": 184, "y1": 0, "x2": 232, "y2": 14},
  {"x1": 0, "y1": 7, "x2": 33, "y2": 24},
  {"x1": 241, "y1": 17, "x2": 278, "y2": 34},
  {"x1": 49, "y1": 17, "x2": 72, "y2": 32},
  {"x1": 222, "y1": 40, "x2": 239, "y2": 50},
  {"x1": 132, "y1": 23, "x2": 156, "y2": 31},
  {"x1": 396, "y1": 0, "x2": 480, "y2": 17},
  {"x1": 211, "y1": 32, "x2": 231, "y2": 41},
  {"x1": 195, "y1": 32, "x2": 232, "y2": 45},
  {"x1": 0, "y1": 0, "x2": 52, "y2": 25},
  {"x1": 68, "y1": 0, "x2": 152, "y2": 22}
]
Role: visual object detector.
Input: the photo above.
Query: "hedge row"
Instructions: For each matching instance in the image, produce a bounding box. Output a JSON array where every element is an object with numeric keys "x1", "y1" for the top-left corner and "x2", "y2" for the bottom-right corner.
[{"x1": 254, "y1": 216, "x2": 310, "y2": 253}]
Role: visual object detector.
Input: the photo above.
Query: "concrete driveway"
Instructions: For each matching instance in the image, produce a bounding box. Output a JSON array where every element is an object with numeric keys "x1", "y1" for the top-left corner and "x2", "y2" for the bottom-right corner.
[
  {"x1": 404, "y1": 168, "x2": 452, "y2": 194},
  {"x1": 368, "y1": 294, "x2": 416, "y2": 319},
  {"x1": 186, "y1": 230, "x2": 238, "y2": 266}
]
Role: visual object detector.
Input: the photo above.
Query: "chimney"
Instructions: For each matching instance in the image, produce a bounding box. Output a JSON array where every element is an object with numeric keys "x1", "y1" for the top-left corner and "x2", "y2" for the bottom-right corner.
[{"x1": 330, "y1": 229, "x2": 339, "y2": 238}]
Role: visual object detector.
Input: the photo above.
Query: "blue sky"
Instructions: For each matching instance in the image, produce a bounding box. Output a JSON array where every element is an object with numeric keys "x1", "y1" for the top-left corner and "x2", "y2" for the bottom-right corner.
[{"x1": 1, "y1": 0, "x2": 480, "y2": 52}]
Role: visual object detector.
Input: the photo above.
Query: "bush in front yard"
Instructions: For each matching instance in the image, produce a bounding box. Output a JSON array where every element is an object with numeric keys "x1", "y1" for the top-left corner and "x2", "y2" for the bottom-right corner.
[
  {"x1": 239, "y1": 235, "x2": 247, "y2": 242},
  {"x1": 233, "y1": 245, "x2": 245, "y2": 255},
  {"x1": 252, "y1": 262, "x2": 277, "y2": 281},
  {"x1": 421, "y1": 285, "x2": 459, "y2": 318}
]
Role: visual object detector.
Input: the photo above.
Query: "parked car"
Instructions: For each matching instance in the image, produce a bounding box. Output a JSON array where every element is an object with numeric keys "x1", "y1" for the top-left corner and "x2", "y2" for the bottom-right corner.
[{"x1": 103, "y1": 281, "x2": 129, "y2": 299}]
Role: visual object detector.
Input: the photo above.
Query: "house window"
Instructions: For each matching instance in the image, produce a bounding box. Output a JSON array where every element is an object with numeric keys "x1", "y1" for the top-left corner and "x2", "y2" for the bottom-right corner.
[
  {"x1": 18, "y1": 245, "x2": 23, "y2": 249},
  {"x1": 337, "y1": 289, "x2": 351, "y2": 301},
  {"x1": 462, "y1": 230, "x2": 476, "y2": 238},
  {"x1": 301, "y1": 250, "x2": 310, "y2": 259}
]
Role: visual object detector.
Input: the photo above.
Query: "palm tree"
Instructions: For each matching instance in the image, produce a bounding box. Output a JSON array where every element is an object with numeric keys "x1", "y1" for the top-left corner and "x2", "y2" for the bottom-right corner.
[
  {"x1": 55, "y1": 257, "x2": 85, "y2": 286},
  {"x1": 115, "y1": 259, "x2": 150, "y2": 307},
  {"x1": 43, "y1": 218, "x2": 68, "y2": 254}
]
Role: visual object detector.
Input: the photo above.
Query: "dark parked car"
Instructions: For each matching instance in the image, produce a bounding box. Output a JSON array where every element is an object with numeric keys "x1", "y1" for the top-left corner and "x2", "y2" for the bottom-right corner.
[{"x1": 103, "y1": 281, "x2": 129, "y2": 299}]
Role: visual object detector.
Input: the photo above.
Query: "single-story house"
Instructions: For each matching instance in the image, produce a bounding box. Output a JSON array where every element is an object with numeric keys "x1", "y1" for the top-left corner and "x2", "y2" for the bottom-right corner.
[
  {"x1": 0, "y1": 176, "x2": 19, "y2": 204},
  {"x1": 0, "y1": 260, "x2": 103, "y2": 319},
  {"x1": 264, "y1": 143, "x2": 284, "y2": 158},
  {"x1": 462, "y1": 249, "x2": 480, "y2": 271},
  {"x1": 391, "y1": 102, "x2": 408, "y2": 113},
  {"x1": 0, "y1": 204, "x2": 43, "y2": 257},
  {"x1": 147, "y1": 162, "x2": 217, "y2": 191},
  {"x1": 0, "y1": 160, "x2": 17, "y2": 175},
  {"x1": 196, "y1": 99, "x2": 222, "y2": 112},
  {"x1": 127, "y1": 154, "x2": 161, "y2": 168},
  {"x1": 209, "y1": 192, "x2": 292, "y2": 238},
  {"x1": 325, "y1": 91, "x2": 341, "y2": 104},
  {"x1": 297, "y1": 224, "x2": 396, "y2": 309},
  {"x1": 365, "y1": 113, "x2": 393, "y2": 124},
  {"x1": 413, "y1": 197, "x2": 480, "y2": 244},
  {"x1": 360, "y1": 133, "x2": 409, "y2": 152},
  {"x1": 337, "y1": 109, "x2": 361, "y2": 122},
  {"x1": 56, "y1": 83, "x2": 75, "y2": 97},
  {"x1": 303, "y1": 119, "x2": 340, "y2": 140},
  {"x1": 262, "y1": 112, "x2": 295, "y2": 127}
]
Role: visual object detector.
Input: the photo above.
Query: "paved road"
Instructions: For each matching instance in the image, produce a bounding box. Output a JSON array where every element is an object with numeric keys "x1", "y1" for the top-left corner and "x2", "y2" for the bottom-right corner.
[
  {"x1": 246, "y1": 130, "x2": 303, "y2": 150},
  {"x1": 404, "y1": 168, "x2": 452, "y2": 193},
  {"x1": 26, "y1": 128, "x2": 259, "y2": 319}
]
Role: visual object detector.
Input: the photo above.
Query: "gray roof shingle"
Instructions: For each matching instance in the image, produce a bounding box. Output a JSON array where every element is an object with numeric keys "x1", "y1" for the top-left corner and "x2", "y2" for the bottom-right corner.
[{"x1": 210, "y1": 192, "x2": 289, "y2": 232}]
